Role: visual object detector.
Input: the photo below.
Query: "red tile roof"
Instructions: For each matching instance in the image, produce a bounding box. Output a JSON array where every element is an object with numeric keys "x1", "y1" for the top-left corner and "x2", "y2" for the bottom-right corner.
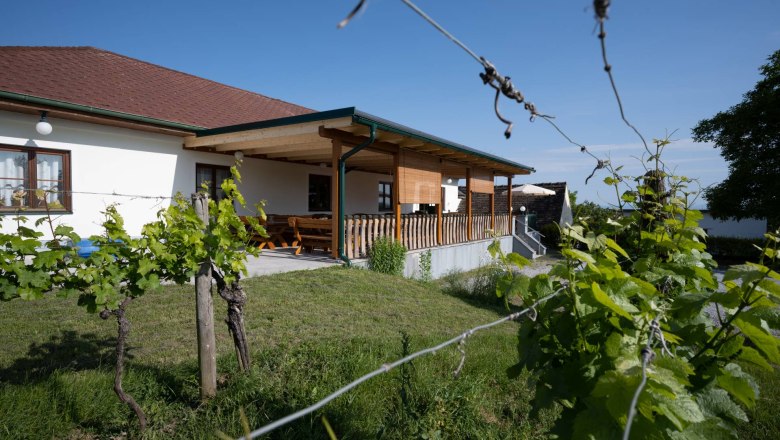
[{"x1": 0, "y1": 46, "x2": 315, "y2": 129}]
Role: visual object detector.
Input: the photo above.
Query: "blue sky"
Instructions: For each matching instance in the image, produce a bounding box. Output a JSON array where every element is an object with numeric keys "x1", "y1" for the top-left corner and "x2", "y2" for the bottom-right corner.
[{"x1": 3, "y1": 1, "x2": 779, "y2": 207}]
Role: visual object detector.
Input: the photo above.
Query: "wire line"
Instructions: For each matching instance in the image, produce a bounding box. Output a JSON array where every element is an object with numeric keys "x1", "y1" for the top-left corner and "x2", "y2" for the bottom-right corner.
[
  {"x1": 595, "y1": 3, "x2": 650, "y2": 155},
  {"x1": 240, "y1": 287, "x2": 566, "y2": 439},
  {"x1": 400, "y1": 0, "x2": 486, "y2": 67},
  {"x1": 0, "y1": 187, "x2": 174, "y2": 200}
]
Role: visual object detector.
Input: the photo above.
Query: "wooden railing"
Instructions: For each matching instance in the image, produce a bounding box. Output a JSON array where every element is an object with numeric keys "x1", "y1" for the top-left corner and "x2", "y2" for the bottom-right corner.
[{"x1": 343, "y1": 213, "x2": 513, "y2": 259}]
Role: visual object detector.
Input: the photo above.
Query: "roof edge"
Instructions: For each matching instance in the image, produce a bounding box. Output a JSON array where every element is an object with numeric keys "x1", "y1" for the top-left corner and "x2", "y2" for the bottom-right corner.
[
  {"x1": 196, "y1": 107, "x2": 535, "y2": 174},
  {"x1": 352, "y1": 110, "x2": 535, "y2": 173},
  {"x1": 196, "y1": 107, "x2": 356, "y2": 136},
  {"x1": 0, "y1": 90, "x2": 205, "y2": 132}
]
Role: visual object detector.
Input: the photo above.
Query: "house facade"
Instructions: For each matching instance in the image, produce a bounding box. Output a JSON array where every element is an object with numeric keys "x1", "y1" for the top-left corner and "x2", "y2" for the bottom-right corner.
[{"x1": 0, "y1": 46, "x2": 535, "y2": 264}]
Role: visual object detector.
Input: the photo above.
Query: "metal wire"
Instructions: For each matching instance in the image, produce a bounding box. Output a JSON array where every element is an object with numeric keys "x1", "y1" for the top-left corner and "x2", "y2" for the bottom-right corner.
[
  {"x1": 339, "y1": 0, "x2": 611, "y2": 180},
  {"x1": 337, "y1": 0, "x2": 368, "y2": 29},
  {"x1": 595, "y1": 1, "x2": 650, "y2": 155},
  {"x1": 623, "y1": 317, "x2": 669, "y2": 440},
  {"x1": 240, "y1": 287, "x2": 567, "y2": 439},
  {"x1": 0, "y1": 187, "x2": 174, "y2": 200},
  {"x1": 400, "y1": 0, "x2": 486, "y2": 67}
]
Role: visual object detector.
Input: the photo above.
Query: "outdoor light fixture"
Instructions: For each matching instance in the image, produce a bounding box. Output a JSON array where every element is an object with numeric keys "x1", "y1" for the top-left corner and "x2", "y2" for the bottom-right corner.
[
  {"x1": 234, "y1": 151, "x2": 244, "y2": 161},
  {"x1": 35, "y1": 111, "x2": 53, "y2": 136},
  {"x1": 520, "y1": 206, "x2": 526, "y2": 213},
  {"x1": 447, "y1": 178, "x2": 453, "y2": 184}
]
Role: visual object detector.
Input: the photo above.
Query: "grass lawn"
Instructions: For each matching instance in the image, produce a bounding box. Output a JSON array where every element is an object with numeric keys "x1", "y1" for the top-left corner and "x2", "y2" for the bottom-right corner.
[
  {"x1": 1, "y1": 265, "x2": 777, "y2": 439},
  {"x1": 0, "y1": 266, "x2": 558, "y2": 439}
]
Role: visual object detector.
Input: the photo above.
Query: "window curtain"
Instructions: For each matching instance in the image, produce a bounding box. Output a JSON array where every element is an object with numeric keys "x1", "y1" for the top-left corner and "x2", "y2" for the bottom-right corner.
[
  {"x1": 0, "y1": 152, "x2": 28, "y2": 207},
  {"x1": 37, "y1": 154, "x2": 62, "y2": 204}
]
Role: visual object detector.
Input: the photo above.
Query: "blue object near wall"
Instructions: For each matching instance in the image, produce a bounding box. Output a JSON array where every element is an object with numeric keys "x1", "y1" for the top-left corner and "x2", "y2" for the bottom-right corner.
[{"x1": 76, "y1": 239, "x2": 99, "y2": 258}]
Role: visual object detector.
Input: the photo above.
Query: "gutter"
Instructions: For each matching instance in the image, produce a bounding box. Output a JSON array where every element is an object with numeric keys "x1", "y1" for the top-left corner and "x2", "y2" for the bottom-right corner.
[
  {"x1": 0, "y1": 90, "x2": 205, "y2": 132},
  {"x1": 338, "y1": 122, "x2": 377, "y2": 266}
]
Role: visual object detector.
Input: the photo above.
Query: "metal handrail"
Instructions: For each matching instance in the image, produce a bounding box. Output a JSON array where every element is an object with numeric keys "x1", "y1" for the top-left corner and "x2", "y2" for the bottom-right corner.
[{"x1": 514, "y1": 217, "x2": 547, "y2": 255}]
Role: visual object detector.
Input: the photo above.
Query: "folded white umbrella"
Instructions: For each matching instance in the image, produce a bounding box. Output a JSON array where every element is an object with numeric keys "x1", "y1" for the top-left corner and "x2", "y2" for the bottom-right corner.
[{"x1": 511, "y1": 184, "x2": 556, "y2": 195}]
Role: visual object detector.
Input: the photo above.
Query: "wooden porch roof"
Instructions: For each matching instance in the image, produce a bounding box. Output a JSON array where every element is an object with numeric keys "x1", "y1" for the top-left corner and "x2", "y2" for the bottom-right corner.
[{"x1": 184, "y1": 108, "x2": 534, "y2": 177}]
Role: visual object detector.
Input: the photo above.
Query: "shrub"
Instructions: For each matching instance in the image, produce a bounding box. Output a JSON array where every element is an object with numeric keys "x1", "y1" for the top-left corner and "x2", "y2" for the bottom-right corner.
[
  {"x1": 440, "y1": 264, "x2": 506, "y2": 306},
  {"x1": 706, "y1": 236, "x2": 765, "y2": 264},
  {"x1": 418, "y1": 250, "x2": 432, "y2": 282},
  {"x1": 539, "y1": 223, "x2": 561, "y2": 249},
  {"x1": 368, "y1": 237, "x2": 407, "y2": 276}
]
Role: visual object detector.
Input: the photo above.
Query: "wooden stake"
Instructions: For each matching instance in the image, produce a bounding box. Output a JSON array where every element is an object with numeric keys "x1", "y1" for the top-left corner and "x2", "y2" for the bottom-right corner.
[{"x1": 192, "y1": 193, "x2": 217, "y2": 400}]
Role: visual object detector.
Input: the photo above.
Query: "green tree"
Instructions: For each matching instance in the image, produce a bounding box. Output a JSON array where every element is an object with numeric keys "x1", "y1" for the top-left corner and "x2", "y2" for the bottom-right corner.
[{"x1": 692, "y1": 50, "x2": 780, "y2": 230}]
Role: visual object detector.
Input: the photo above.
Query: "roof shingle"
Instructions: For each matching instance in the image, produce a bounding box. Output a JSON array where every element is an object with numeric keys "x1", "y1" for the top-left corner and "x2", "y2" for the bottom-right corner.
[{"x1": 0, "y1": 46, "x2": 315, "y2": 128}]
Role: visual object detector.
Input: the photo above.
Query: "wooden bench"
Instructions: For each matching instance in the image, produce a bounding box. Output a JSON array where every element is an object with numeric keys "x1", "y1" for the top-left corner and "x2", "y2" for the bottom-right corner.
[{"x1": 289, "y1": 217, "x2": 332, "y2": 255}]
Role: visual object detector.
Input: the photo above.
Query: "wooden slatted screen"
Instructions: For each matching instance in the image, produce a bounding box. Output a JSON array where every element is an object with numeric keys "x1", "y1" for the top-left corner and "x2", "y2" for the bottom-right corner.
[
  {"x1": 398, "y1": 150, "x2": 442, "y2": 204},
  {"x1": 470, "y1": 167, "x2": 494, "y2": 194}
]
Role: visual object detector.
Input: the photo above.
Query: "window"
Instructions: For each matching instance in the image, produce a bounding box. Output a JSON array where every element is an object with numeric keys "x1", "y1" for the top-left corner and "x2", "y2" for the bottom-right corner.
[
  {"x1": 378, "y1": 181, "x2": 392, "y2": 211},
  {"x1": 196, "y1": 163, "x2": 231, "y2": 202},
  {"x1": 0, "y1": 145, "x2": 71, "y2": 213},
  {"x1": 308, "y1": 174, "x2": 331, "y2": 211}
]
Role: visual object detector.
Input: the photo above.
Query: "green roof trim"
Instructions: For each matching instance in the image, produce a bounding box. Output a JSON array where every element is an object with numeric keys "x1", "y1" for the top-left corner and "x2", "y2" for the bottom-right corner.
[
  {"x1": 351, "y1": 110, "x2": 535, "y2": 173},
  {"x1": 196, "y1": 107, "x2": 355, "y2": 136},
  {"x1": 195, "y1": 107, "x2": 535, "y2": 174},
  {"x1": 0, "y1": 90, "x2": 205, "y2": 132}
]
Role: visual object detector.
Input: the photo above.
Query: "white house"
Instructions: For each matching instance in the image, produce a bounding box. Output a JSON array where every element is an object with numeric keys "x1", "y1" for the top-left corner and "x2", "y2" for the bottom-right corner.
[
  {"x1": 0, "y1": 46, "x2": 536, "y2": 266},
  {"x1": 699, "y1": 211, "x2": 767, "y2": 239}
]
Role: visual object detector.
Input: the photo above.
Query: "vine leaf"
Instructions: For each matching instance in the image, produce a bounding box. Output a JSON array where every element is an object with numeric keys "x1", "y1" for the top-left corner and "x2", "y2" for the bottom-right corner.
[
  {"x1": 733, "y1": 314, "x2": 780, "y2": 363},
  {"x1": 716, "y1": 364, "x2": 758, "y2": 409},
  {"x1": 587, "y1": 282, "x2": 634, "y2": 320}
]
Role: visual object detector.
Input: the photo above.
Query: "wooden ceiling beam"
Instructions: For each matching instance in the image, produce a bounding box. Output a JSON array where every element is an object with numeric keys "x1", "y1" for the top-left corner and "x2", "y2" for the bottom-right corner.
[
  {"x1": 210, "y1": 133, "x2": 324, "y2": 152},
  {"x1": 184, "y1": 117, "x2": 352, "y2": 149},
  {"x1": 266, "y1": 149, "x2": 331, "y2": 159},
  {"x1": 242, "y1": 141, "x2": 326, "y2": 155},
  {"x1": 319, "y1": 127, "x2": 400, "y2": 155}
]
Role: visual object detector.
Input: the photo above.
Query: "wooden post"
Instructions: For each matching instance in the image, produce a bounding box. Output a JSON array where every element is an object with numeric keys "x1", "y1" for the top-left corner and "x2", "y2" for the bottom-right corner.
[
  {"x1": 331, "y1": 140, "x2": 341, "y2": 259},
  {"x1": 192, "y1": 193, "x2": 216, "y2": 400},
  {"x1": 466, "y1": 168, "x2": 472, "y2": 241},
  {"x1": 507, "y1": 176, "x2": 513, "y2": 235},
  {"x1": 394, "y1": 152, "x2": 402, "y2": 242},
  {"x1": 489, "y1": 192, "x2": 495, "y2": 232},
  {"x1": 437, "y1": 188, "x2": 443, "y2": 245}
]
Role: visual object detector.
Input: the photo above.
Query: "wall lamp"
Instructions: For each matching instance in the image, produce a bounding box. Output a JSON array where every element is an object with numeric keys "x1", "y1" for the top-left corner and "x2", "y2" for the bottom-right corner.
[
  {"x1": 234, "y1": 150, "x2": 244, "y2": 161},
  {"x1": 36, "y1": 111, "x2": 53, "y2": 136}
]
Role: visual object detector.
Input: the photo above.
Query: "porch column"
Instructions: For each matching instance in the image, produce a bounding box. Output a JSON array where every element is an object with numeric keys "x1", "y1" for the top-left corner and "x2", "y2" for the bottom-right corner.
[
  {"x1": 508, "y1": 175, "x2": 515, "y2": 235},
  {"x1": 437, "y1": 187, "x2": 443, "y2": 245},
  {"x1": 393, "y1": 152, "x2": 401, "y2": 242},
  {"x1": 507, "y1": 176, "x2": 513, "y2": 216},
  {"x1": 490, "y1": 192, "x2": 495, "y2": 231},
  {"x1": 466, "y1": 168, "x2": 472, "y2": 241},
  {"x1": 331, "y1": 139, "x2": 341, "y2": 259}
]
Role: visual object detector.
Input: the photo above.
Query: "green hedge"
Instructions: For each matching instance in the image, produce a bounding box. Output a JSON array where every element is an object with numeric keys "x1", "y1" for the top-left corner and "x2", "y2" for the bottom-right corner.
[{"x1": 706, "y1": 236, "x2": 765, "y2": 263}]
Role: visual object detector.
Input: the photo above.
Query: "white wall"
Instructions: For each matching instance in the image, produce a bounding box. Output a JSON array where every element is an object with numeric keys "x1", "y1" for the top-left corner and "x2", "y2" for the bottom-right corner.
[
  {"x1": 700, "y1": 212, "x2": 767, "y2": 239},
  {"x1": 0, "y1": 110, "x2": 395, "y2": 238},
  {"x1": 441, "y1": 177, "x2": 460, "y2": 213}
]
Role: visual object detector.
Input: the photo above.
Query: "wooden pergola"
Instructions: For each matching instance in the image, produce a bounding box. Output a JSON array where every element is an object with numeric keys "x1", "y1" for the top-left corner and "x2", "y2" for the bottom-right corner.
[{"x1": 184, "y1": 108, "x2": 534, "y2": 259}]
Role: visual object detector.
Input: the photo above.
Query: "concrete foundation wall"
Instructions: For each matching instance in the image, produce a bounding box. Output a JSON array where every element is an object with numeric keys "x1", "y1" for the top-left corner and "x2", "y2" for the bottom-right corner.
[{"x1": 402, "y1": 236, "x2": 512, "y2": 279}]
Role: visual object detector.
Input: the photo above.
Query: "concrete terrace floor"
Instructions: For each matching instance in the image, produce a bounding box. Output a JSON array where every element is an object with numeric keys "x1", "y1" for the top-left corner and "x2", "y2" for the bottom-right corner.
[{"x1": 243, "y1": 248, "x2": 342, "y2": 278}]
